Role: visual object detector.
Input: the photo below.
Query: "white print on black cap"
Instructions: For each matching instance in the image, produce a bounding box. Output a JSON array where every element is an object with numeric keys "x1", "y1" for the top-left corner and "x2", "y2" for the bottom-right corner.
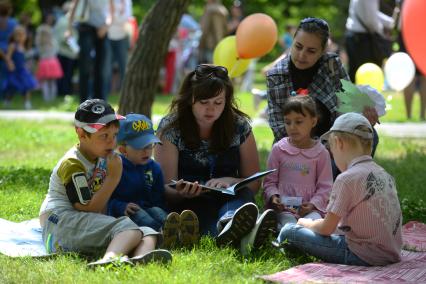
[{"x1": 91, "y1": 104, "x2": 105, "y2": 114}]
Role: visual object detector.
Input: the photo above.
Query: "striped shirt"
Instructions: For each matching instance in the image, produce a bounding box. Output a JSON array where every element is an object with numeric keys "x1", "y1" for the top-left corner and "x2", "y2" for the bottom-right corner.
[
  {"x1": 266, "y1": 53, "x2": 349, "y2": 142},
  {"x1": 327, "y1": 155, "x2": 402, "y2": 265}
]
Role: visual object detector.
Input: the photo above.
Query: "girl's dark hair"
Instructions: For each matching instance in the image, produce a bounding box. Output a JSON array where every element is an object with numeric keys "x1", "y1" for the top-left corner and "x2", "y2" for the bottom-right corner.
[
  {"x1": 294, "y1": 17, "x2": 330, "y2": 49},
  {"x1": 159, "y1": 64, "x2": 249, "y2": 152},
  {"x1": 283, "y1": 95, "x2": 317, "y2": 117}
]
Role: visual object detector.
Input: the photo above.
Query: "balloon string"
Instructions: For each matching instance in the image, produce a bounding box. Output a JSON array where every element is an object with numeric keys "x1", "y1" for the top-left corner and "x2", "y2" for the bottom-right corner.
[{"x1": 230, "y1": 58, "x2": 241, "y2": 77}]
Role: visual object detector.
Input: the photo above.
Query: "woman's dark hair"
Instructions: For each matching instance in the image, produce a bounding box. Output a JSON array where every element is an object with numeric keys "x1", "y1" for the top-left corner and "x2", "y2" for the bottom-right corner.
[
  {"x1": 294, "y1": 17, "x2": 330, "y2": 49},
  {"x1": 283, "y1": 95, "x2": 317, "y2": 118},
  {"x1": 159, "y1": 64, "x2": 249, "y2": 152}
]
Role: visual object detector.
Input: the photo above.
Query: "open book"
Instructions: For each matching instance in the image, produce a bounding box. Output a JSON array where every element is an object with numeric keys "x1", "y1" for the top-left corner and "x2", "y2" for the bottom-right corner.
[{"x1": 168, "y1": 169, "x2": 276, "y2": 196}]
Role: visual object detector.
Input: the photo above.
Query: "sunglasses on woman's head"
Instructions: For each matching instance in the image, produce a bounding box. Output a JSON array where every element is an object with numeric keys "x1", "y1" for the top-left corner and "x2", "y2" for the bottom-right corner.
[
  {"x1": 300, "y1": 17, "x2": 329, "y2": 32},
  {"x1": 195, "y1": 64, "x2": 228, "y2": 80}
]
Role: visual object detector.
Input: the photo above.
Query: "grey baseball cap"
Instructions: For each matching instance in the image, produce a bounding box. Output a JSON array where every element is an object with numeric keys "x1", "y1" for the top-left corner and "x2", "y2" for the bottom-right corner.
[{"x1": 321, "y1": 112, "x2": 373, "y2": 142}]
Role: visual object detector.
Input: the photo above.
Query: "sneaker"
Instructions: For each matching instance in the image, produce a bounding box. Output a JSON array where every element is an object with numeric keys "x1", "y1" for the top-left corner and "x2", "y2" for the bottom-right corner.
[
  {"x1": 87, "y1": 255, "x2": 134, "y2": 268},
  {"x1": 130, "y1": 249, "x2": 172, "y2": 265},
  {"x1": 240, "y1": 209, "x2": 277, "y2": 256},
  {"x1": 216, "y1": 202, "x2": 258, "y2": 247},
  {"x1": 162, "y1": 212, "x2": 180, "y2": 249},
  {"x1": 179, "y1": 210, "x2": 199, "y2": 247}
]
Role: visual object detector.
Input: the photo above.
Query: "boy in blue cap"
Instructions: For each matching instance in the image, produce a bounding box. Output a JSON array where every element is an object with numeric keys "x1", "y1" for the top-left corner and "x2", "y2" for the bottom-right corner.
[{"x1": 109, "y1": 113, "x2": 199, "y2": 248}]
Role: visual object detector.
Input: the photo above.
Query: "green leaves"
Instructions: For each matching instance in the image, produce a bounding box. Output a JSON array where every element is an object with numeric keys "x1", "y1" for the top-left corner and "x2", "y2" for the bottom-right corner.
[{"x1": 336, "y1": 79, "x2": 375, "y2": 113}]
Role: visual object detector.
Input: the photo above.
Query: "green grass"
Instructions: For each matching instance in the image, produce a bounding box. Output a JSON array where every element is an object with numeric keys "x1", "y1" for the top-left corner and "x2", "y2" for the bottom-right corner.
[
  {"x1": 1, "y1": 81, "x2": 426, "y2": 282},
  {"x1": 1, "y1": 119, "x2": 426, "y2": 283}
]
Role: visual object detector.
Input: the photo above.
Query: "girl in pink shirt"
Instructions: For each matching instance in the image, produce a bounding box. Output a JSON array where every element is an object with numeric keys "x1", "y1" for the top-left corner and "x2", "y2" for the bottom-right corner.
[{"x1": 263, "y1": 95, "x2": 333, "y2": 229}]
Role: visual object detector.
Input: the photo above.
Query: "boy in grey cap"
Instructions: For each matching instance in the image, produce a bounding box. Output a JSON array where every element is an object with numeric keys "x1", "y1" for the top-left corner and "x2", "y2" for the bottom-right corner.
[
  {"x1": 276, "y1": 112, "x2": 402, "y2": 266},
  {"x1": 39, "y1": 99, "x2": 172, "y2": 268}
]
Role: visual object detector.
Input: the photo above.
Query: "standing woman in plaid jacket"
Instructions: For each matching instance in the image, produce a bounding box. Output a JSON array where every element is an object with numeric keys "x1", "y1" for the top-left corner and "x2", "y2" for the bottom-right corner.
[{"x1": 266, "y1": 17, "x2": 379, "y2": 147}]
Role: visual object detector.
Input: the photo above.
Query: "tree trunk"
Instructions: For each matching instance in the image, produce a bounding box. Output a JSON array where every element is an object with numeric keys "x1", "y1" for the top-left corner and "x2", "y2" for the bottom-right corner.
[{"x1": 119, "y1": 0, "x2": 190, "y2": 117}]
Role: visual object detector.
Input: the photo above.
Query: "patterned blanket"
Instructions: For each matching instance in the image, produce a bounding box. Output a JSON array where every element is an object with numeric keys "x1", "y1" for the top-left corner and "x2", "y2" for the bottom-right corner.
[{"x1": 261, "y1": 221, "x2": 426, "y2": 283}]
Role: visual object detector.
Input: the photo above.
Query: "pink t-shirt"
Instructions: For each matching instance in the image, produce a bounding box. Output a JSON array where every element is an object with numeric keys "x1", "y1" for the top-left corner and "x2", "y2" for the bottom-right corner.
[
  {"x1": 263, "y1": 137, "x2": 333, "y2": 213},
  {"x1": 327, "y1": 155, "x2": 402, "y2": 266}
]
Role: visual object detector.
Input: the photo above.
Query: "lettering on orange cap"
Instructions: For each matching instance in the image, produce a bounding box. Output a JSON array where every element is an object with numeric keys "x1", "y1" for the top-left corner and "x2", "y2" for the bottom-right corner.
[{"x1": 132, "y1": 120, "x2": 150, "y2": 131}]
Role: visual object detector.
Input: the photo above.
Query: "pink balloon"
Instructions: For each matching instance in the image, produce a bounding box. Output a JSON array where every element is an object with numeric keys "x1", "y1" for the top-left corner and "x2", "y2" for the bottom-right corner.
[{"x1": 402, "y1": 0, "x2": 426, "y2": 76}]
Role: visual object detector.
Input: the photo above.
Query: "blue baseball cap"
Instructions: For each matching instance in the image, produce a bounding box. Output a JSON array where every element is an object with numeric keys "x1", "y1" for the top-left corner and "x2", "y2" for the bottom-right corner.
[{"x1": 117, "y1": 114, "x2": 161, "y2": 149}]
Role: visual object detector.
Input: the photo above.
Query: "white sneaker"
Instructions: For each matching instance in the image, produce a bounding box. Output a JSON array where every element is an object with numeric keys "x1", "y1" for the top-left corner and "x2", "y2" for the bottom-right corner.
[{"x1": 240, "y1": 209, "x2": 277, "y2": 256}]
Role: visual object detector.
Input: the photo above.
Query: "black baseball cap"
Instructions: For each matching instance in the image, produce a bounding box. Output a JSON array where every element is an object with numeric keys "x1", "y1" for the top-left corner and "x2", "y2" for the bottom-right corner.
[{"x1": 74, "y1": 99, "x2": 125, "y2": 133}]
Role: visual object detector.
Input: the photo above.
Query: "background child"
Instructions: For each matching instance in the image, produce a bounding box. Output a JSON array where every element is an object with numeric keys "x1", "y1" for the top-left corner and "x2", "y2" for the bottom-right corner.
[
  {"x1": 277, "y1": 112, "x2": 402, "y2": 266},
  {"x1": 39, "y1": 99, "x2": 171, "y2": 267},
  {"x1": 1, "y1": 25, "x2": 37, "y2": 109},
  {"x1": 108, "y1": 113, "x2": 199, "y2": 248},
  {"x1": 263, "y1": 95, "x2": 333, "y2": 230},
  {"x1": 35, "y1": 13, "x2": 63, "y2": 102}
]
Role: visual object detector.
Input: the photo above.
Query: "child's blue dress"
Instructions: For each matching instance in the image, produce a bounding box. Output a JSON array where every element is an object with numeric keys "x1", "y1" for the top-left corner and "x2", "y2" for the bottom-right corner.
[{"x1": 1, "y1": 45, "x2": 37, "y2": 95}]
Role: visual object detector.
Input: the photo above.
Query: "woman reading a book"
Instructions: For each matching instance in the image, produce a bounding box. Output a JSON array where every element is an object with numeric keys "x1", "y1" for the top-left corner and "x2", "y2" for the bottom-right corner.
[
  {"x1": 265, "y1": 17, "x2": 379, "y2": 178},
  {"x1": 156, "y1": 64, "x2": 276, "y2": 249}
]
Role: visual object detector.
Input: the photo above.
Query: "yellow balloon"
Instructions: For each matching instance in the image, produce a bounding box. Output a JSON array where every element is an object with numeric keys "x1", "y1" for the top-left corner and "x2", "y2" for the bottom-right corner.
[
  {"x1": 213, "y1": 36, "x2": 251, "y2": 78},
  {"x1": 355, "y1": 63, "x2": 384, "y2": 91}
]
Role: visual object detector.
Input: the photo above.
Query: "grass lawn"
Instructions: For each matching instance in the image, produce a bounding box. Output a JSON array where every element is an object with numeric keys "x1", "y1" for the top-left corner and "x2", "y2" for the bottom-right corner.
[{"x1": 1, "y1": 88, "x2": 426, "y2": 282}]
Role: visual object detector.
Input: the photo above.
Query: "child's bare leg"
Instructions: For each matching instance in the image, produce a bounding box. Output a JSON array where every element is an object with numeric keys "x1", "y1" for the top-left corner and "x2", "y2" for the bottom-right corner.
[
  {"x1": 102, "y1": 229, "x2": 142, "y2": 260},
  {"x1": 131, "y1": 235, "x2": 157, "y2": 257}
]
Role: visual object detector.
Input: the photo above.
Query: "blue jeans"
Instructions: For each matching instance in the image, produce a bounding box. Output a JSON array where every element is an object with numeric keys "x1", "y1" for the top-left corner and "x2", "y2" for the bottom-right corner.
[
  {"x1": 278, "y1": 223, "x2": 370, "y2": 266},
  {"x1": 77, "y1": 23, "x2": 108, "y2": 102},
  {"x1": 171, "y1": 187, "x2": 255, "y2": 236},
  {"x1": 104, "y1": 37, "x2": 129, "y2": 94},
  {"x1": 129, "y1": 206, "x2": 168, "y2": 231}
]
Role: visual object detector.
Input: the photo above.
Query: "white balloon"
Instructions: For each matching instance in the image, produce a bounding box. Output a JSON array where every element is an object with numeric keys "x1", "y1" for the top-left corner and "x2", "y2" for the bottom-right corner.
[{"x1": 384, "y1": 52, "x2": 416, "y2": 91}]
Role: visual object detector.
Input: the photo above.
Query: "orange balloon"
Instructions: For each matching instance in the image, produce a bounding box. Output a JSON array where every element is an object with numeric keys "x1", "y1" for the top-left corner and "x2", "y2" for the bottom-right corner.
[
  {"x1": 236, "y1": 13, "x2": 278, "y2": 59},
  {"x1": 402, "y1": 0, "x2": 426, "y2": 76}
]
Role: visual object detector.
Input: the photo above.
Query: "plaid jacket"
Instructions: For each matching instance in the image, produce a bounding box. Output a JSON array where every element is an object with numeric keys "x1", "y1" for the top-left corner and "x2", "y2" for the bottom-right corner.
[{"x1": 266, "y1": 53, "x2": 350, "y2": 142}]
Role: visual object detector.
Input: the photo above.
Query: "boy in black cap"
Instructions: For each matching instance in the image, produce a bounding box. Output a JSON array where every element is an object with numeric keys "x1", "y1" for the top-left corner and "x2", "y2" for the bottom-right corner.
[
  {"x1": 39, "y1": 99, "x2": 172, "y2": 267},
  {"x1": 109, "y1": 113, "x2": 199, "y2": 249}
]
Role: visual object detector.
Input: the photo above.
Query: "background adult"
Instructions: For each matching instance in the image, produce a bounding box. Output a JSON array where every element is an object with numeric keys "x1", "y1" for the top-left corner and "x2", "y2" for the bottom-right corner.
[
  {"x1": 53, "y1": 1, "x2": 79, "y2": 96},
  {"x1": 344, "y1": 0, "x2": 395, "y2": 82},
  {"x1": 226, "y1": 0, "x2": 243, "y2": 36},
  {"x1": 155, "y1": 64, "x2": 260, "y2": 236},
  {"x1": 68, "y1": 0, "x2": 113, "y2": 102},
  {"x1": 105, "y1": 0, "x2": 132, "y2": 94},
  {"x1": 198, "y1": 0, "x2": 228, "y2": 64}
]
